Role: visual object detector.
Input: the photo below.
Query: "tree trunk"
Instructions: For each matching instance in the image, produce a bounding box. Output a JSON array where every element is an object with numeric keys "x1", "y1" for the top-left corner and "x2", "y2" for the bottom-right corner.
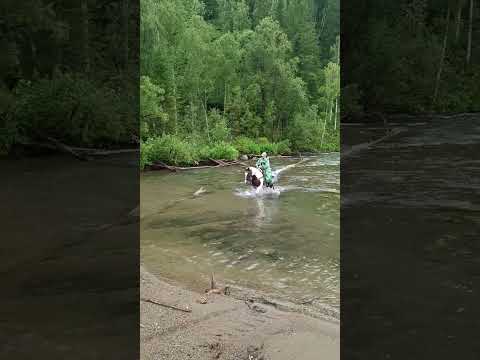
[
  {"x1": 319, "y1": 4, "x2": 328, "y2": 37},
  {"x1": 18, "y1": 30, "x2": 35, "y2": 80},
  {"x1": 433, "y1": 6, "x2": 450, "y2": 106},
  {"x1": 224, "y1": 83, "x2": 228, "y2": 116},
  {"x1": 337, "y1": 36, "x2": 340, "y2": 65},
  {"x1": 204, "y1": 90, "x2": 211, "y2": 142},
  {"x1": 321, "y1": 99, "x2": 333, "y2": 147},
  {"x1": 123, "y1": 0, "x2": 129, "y2": 69},
  {"x1": 328, "y1": 99, "x2": 333, "y2": 126},
  {"x1": 467, "y1": 0, "x2": 474, "y2": 65},
  {"x1": 190, "y1": 100, "x2": 195, "y2": 132},
  {"x1": 172, "y1": 64, "x2": 178, "y2": 134},
  {"x1": 455, "y1": 2, "x2": 463, "y2": 42},
  {"x1": 322, "y1": 102, "x2": 329, "y2": 127},
  {"x1": 270, "y1": 0, "x2": 278, "y2": 16},
  {"x1": 81, "y1": 0, "x2": 90, "y2": 74},
  {"x1": 334, "y1": 97, "x2": 338, "y2": 130}
]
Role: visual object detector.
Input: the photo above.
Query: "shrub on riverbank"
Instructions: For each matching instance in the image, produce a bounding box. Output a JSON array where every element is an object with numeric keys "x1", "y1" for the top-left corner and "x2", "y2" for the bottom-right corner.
[
  {"x1": 198, "y1": 142, "x2": 239, "y2": 161},
  {"x1": 0, "y1": 73, "x2": 138, "y2": 152},
  {"x1": 141, "y1": 135, "x2": 198, "y2": 167},
  {"x1": 233, "y1": 136, "x2": 292, "y2": 156},
  {"x1": 140, "y1": 132, "x2": 339, "y2": 170},
  {"x1": 320, "y1": 130, "x2": 340, "y2": 152},
  {"x1": 1, "y1": 74, "x2": 136, "y2": 153},
  {"x1": 141, "y1": 135, "x2": 294, "y2": 169}
]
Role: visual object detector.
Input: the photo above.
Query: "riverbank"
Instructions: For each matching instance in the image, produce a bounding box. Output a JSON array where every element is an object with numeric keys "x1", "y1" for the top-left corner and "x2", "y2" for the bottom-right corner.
[
  {"x1": 140, "y1": 265, "x2": 339, "y2": 360},
  {"x1": 140, "y1": 134, "x2": 339, "y2": 170}
]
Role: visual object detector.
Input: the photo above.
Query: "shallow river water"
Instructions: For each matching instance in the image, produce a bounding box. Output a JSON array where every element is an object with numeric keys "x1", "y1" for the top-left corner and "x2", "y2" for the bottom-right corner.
[
  {"x1": 342, "y1": 115, "x2": 480, "y2": 359},
  {"x1": 141, "y1": 154, "x2": 340, "y2": 308}
]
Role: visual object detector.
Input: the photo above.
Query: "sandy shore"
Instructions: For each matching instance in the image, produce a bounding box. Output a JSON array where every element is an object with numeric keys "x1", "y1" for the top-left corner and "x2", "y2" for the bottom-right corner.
[{"x1": 140, "y1": 265, "x2": 339, "y2": 360}]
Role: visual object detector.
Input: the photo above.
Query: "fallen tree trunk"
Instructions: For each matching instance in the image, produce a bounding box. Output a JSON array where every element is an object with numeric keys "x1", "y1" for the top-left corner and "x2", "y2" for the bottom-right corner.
[
  {"x1": 148, "y1": 159, "x2": 245, "y2": 172},
  {"x1": 149, "y1": 161, "x2": 178, "y2": 171},
  {"x1": 70, "y1": 147, "x2": 139, "y2": 156},
  {"x1": 18, "y1": 140, "x2": 138, "y2": 158},
  {"x1": 209, "y1": 158, "x2": 228, "y2": 166},
  {"x1": 45, "y1": 137, "x2": 90, "y2": 161}
]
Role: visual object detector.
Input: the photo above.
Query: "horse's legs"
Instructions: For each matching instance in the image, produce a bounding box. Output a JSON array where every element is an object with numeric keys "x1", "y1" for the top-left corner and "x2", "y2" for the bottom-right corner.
[{"x1": 256, "y1": 179, "x2": 264, "y2": 193}]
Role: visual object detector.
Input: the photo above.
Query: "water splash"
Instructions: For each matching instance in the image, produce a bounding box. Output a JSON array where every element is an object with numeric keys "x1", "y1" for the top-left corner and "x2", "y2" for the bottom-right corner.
[
  {"x1": 234, "y1": 187, "x2": 281, "y2": 198},
  {"x1": 272, "y1": 161, "x2": 307, "y2": 180},
  {"x1": 233, "y1": 162, "x2": 299, "y2": 198}
]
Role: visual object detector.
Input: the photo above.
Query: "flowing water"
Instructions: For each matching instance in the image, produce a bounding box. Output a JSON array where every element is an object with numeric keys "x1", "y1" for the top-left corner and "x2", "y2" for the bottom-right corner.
[
  {"x1": 342, "y1": 115, "x2": 480, "y2": 358},
  {"x1": 140, "y1": 154, "x2": 340, "y2": 309}
]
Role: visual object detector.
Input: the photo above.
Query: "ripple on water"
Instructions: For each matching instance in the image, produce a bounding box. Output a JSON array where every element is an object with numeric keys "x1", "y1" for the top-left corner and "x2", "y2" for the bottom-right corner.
[{"x1": 141, "y1": 155, "x2": 339, "y2": 308}]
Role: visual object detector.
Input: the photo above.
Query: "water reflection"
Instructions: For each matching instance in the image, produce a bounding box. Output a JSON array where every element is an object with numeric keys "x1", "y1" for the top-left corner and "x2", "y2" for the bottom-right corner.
[
  {"x1": 252, "y1": 197, "x2": 281, "y2": 229},
  {"x1": 254, "y1": 197, "x2": 266, "y2": 227}
]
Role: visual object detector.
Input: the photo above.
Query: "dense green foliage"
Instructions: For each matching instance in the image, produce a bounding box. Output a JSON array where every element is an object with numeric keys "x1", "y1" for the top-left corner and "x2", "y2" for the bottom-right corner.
[
  {"x1": 343, "y1": 0, "x2": 480, "y2": 115},
  {"x1": 141, "y1": 0, "x2": 339, "y2": 166},
  {"x1": 0, "y1": 0, "x2": 138, "y2": 153},
  {"x1": 140, "y1": 135, "x2": 293, "y2": 169}
]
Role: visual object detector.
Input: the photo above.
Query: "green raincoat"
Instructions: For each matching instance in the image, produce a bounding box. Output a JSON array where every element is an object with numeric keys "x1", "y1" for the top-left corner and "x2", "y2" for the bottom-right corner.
[{"x1": 256, "y1": 157, "x2": 273, "y2": 186}]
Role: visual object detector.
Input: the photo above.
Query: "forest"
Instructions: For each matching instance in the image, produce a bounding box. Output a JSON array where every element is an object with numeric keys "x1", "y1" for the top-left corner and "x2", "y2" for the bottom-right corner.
[
  {"x1": 343, "y1": 0, "x2": 480, "y2": 118},
  {"x1": 140, "y1": 0, "x2": 340, "y2": 168},
  {"x1": 0, "y1": 0, "x2": 138, "y2": 155},
  {"x1": 0, "y1": 1, "x2": 339, "y2": 165}
]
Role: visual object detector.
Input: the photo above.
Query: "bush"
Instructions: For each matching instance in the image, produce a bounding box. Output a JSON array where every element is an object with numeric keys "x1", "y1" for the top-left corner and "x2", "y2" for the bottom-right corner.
[
  {"x1": 233, "y1": 136, "x2": 291, "y2": 156},
  {"x1": 140, "y1": 75, "x2": 168, "y2": 140},
  {"x1": 258, "y1": 141, "x2": 278, "y2": 154},
  {"x1": 234, "y1": 136, "x2": 260, "y2": 155},
  {"x1": 13, "y1": 73, "x2": 133, "y2": 146},
  {"x1": 209, "y1": 109, "x2": 231, "y2": 143},
  {"x1": 257, "y1": 137, "x2": 270, "y2": 145},
  {"x1": 140, "y1": 141, "x2": 152, "y2": 170},
  {"x1": 319, "y1": 129, "x2": 339, "y2": 152},
  {"x1": 197, "y1": 142, "x2": 239, "y2": 160},
  {"x1": 276, "y1": 139, "x2": 292, "y2": 155},
  {"x1": 141, "y1": 135, "x2": 239, "y2": 168},
  {"x1": 0, "y1": 88, "x2": 18, "y2": 153},
  {"x1": 142, "y1": 134, "x2": 199, "y2": 166},
  {"x1": 289, "y1": 113, "x2": 322, "y2": 152},
  {"x1": 207, "y1": 142, "x2": 239, "y2": 160}
]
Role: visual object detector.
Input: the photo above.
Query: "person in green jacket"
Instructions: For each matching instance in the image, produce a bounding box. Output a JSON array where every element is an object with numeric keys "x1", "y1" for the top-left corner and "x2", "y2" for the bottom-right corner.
[{"x1": 256, "y1": 152, "x2": 274, "y2": 188}]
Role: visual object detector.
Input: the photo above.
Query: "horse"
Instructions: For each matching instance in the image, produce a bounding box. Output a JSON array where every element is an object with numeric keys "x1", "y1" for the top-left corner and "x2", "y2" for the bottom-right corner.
[{"x1": 244, "y1": 166, "x2": 274, "y2": 193}]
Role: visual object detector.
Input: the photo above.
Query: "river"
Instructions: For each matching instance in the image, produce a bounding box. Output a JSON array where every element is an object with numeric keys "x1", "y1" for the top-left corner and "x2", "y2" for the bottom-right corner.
[
  {"x1": 140, "y1": 154, "x2": 340, "y2": 309},
  {"x1": 342, "y1": 114, "x2": 480, "y2": 359}
]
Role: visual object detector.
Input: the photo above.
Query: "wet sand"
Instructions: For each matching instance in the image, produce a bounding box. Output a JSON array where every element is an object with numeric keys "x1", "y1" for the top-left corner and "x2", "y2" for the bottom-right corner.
[{"x1": 140, "y1": 265, "x2": 339, "y2": 360}]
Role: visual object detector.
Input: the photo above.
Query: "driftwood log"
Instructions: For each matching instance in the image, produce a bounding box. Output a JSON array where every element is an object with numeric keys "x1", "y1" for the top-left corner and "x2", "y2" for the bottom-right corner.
[
  {"x1": 45, "y1": 137, "x2": 90, "y2": 161},
  {"x1": 19, "y1": 138, "x2": 138, "y2": 160},
  {"x1": 146, "y1": 154, "x2": 312, "y2": 172},
  {"x1": 140, "y1": 297, "x2": 191, "y2": 313},
  {"x1": 147, "y1": 159, "x2": 247, "y2": 172}
]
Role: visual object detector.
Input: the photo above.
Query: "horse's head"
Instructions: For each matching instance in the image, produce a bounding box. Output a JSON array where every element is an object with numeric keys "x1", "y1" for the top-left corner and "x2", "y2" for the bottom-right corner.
[
  {"x1": 245, "y1": 167, "x2": 261, "y2": 187},
  {"x1": 245, "y1": 167, "x2": 253, "y2": 183}
]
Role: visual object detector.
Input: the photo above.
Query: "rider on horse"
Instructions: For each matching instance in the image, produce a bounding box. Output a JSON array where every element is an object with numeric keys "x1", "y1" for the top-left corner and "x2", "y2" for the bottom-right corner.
[{"x1": 256, "y1": 152, "x2": 274, "y2": 188}]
